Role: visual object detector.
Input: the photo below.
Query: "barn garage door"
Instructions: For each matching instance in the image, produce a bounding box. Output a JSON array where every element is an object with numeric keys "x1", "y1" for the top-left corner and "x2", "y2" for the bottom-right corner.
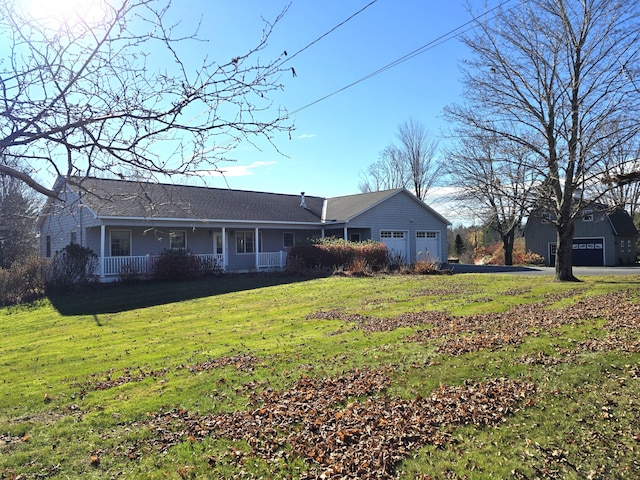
[
  {"x1": 381, "y1": 231, "x2": 407, "y2": 262},
  {"x1": 416, "y1": 231, "x2": 440, "y2": 262},
  {"x1": 549, "y1": 237, "x2": 604, "y2": 266}
]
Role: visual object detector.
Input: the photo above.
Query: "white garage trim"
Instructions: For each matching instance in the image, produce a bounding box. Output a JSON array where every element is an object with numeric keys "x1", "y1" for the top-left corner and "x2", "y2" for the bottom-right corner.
[
  {"x1": 416, "y1": 231, "x2": 441, "y2": 262},
  {"x1": 380, "y1": 230, "x2": 408, "y2": 262}
]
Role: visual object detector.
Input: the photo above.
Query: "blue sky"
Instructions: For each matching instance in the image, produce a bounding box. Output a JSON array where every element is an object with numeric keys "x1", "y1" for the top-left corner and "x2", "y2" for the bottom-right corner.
[
  {"x1": 22, "y1": 0, "x2": 506, "y2": 223},
  {"x1": 165, "y1": 1, "x2": 504, "y2": 214}
]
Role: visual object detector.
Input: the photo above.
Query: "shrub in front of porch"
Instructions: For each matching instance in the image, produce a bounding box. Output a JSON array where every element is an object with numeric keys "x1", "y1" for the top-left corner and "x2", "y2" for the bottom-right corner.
[
  {"x1": 46, "y1": 244, "x2": 98, "y2": 293},
  {"x1": 288, "y1": 239, "x2": 388, "y2": 272},
  {"x1": 152, "y1": 250, "x2": 202, "y2": 280}
]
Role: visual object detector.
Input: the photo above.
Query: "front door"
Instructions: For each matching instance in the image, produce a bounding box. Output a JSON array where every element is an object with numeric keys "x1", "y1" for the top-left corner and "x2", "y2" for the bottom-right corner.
[{"x1": 213, "y1": 233, "x2": 223, "y2": 256}]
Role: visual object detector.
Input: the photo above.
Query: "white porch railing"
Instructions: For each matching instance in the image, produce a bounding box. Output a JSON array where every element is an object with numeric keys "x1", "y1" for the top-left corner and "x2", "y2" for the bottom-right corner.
[
  {"x1": 257, "y1": 251, "x2": 288, "y2": 269},
  {"x1": 99, "y1": 252, "x2": 287, "y2": 276},
  {"x1": 102, "y1": 255, "x2": 150, "y2": 276},
  {"x1": 100, "y1": 253, "x2": 224, "y2": 276}
]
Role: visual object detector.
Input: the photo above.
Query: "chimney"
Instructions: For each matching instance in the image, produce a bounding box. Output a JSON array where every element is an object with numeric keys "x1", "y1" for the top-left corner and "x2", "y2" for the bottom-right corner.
[{"x1": 300, "y1": 192, "x2": 307, "y2": 209}]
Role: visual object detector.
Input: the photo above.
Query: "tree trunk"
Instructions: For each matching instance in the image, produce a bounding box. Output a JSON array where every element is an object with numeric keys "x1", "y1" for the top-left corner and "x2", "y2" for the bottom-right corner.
[
  {"x1": 502, "y1": 230, "x2": 515, "y2": 266},
  {"x1": 554, "y1": 220, "x2": 579, "y2": 282}
]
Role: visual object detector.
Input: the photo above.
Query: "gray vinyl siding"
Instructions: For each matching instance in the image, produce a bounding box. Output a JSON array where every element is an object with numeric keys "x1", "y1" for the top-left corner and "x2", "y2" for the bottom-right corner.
[
  {"x1": 524, "y1": 217, "x2": 556, "y2": 265},
  {"x1": 348, "y1": 191, "x2": 448, "y2": 263},
  {"x1": 525, "y1": 210, "x2": 637, "y2": 266},
  {"x1": 39, "y1": 188, "x2": 99, "y2": 256}
]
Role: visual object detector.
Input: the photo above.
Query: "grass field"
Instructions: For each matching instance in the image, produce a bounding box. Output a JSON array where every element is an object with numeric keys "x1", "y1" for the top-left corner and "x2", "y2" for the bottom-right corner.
[{"x1": 1, "y1": 273, "x2": 639, "y2": 479}]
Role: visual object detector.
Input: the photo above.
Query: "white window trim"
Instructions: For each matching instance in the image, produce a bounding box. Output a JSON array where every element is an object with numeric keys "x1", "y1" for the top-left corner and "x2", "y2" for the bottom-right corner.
[
  {"x1": 169, "y1": 230, "x2": 187, "y2": 250},
  {"x1": 236, "y1": 231, "x2": 255, "y2": 255},
  {"x1": 283, "y1": 232, "x2": 295, "y2": 248},
  {"x1": 110, "y1": 229, "x2": 132, "y2": 257}
]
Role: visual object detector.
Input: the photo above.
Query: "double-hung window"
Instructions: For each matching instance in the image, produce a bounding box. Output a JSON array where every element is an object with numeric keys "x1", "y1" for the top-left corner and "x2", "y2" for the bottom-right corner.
[
  {"x1": 283, "y1": 232, "x2": 295, "y2": 248},
  {"x1": 170, "y1": 230, "x2": 186, "y2": 250},
  {"x1": 236, "y1": 231, "x2": 254, "y2": 254},
  {"x1": 110, "y1": 230, "x2": 131, "y2": 256}
]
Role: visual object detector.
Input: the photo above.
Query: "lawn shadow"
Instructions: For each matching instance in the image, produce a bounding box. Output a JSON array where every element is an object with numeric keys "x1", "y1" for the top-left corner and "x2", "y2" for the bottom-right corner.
[{"x1": 49, "y1": 273, "x2": 324, "y2": 316}]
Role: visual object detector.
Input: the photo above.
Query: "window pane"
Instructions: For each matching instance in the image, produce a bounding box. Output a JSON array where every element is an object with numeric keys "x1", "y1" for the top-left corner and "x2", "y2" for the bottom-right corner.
[
  {"x1": 170, "y1": 230, "x2": 186, "y2": 249},
  {"x1": 236, "y1": 233, "x2": 244, "y2": 254},
  {"x1": 111, "y1": 230, "x2": 130, "y2": 256},
  {"x1": 236, "y1": 232, "x2": 254, "y2": 254},
  {"x1": 245, "y1": 232, "x2": 254, "y2": 253},
  {"x1": 283, "y1": 232, "x2": 295, "y2": 248}
]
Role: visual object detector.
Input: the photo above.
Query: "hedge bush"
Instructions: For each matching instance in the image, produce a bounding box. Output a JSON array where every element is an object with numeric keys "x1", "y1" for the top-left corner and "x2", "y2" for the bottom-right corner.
[
  {"x1": 46, "y1": 244, "x2": 98, "y2": 293},
  {"x1": 0, "y1": 256, "x2": 49, "y2": 306},
  {"x1": 152, "y1": 250, "x2": 202, "y2": 280},
  {"x1": 288, "y1": 238, "x2": 388, "y2": 271}
]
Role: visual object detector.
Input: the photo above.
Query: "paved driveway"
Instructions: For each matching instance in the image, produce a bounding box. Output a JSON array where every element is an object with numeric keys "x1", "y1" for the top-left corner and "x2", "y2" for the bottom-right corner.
[{"x1": 444, "y1": 264, "x2": 640, "y2": 276}]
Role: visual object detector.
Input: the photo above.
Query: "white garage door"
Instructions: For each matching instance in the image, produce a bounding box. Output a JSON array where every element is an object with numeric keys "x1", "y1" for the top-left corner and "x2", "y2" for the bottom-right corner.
[
  {"x1": 381, "y1": 230, "x2": 407, "y2": 262},
  {"x1": 416, "y1": 231, "x2": 440, "y2": 262}
]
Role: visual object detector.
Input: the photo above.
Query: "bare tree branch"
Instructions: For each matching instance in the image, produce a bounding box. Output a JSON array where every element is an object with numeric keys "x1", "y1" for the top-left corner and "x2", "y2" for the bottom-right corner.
[
  {"x1": 359, "y1": 119, "x2": 440, "y2": 200},
  {"x1": 0, "y1": 0, "x2": 293, "y2": 196}
]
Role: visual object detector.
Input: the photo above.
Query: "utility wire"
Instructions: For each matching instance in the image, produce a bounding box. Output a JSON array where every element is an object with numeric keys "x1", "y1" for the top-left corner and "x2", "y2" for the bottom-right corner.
[
  {"x1": 288, "y1": 0, "x2": 516, "y2": 116},
  {"x1": 276, "y1": 0, "x2": 378, "y2": 68}
]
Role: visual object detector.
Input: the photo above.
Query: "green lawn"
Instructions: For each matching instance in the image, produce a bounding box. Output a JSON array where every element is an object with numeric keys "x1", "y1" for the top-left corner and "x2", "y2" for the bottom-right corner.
[{"x1": 1, "y1": 273, "x2": 639, "y2": 479}]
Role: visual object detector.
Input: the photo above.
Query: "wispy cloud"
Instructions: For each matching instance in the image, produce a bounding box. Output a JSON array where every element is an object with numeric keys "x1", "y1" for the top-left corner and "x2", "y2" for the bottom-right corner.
[
  {"x1": 199, "y1": 161, "x2": 276, "y2": 177},
  {"x1": 296, "y1": 133, "x2": 316, "y2": 140}
]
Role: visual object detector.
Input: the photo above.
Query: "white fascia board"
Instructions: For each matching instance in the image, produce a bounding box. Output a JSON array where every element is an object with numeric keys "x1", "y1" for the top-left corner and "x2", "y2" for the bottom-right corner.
[{"x1": 95, "y1": 215, "x2": 324, "y2": 227}]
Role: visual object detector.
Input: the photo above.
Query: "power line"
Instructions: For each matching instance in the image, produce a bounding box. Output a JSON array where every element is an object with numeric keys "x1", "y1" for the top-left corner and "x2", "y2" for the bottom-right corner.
[
  {"x1": 277, "y1": 0, "x2": 378, "y2": 68},
  {"x1": 288, "y1": 0, "x2": 516, "y2": 116}
]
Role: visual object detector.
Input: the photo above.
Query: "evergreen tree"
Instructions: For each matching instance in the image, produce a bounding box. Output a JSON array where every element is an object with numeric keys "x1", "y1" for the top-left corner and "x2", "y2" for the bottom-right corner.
[{"x1": 454, "y1": 234, "x2": 465, "y2": 257}]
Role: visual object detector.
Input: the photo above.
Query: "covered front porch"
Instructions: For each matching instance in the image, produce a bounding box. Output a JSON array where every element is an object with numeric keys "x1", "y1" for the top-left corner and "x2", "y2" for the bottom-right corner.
[{"x1": 91, "y1": 224, "x2": 297, "y2": 280}]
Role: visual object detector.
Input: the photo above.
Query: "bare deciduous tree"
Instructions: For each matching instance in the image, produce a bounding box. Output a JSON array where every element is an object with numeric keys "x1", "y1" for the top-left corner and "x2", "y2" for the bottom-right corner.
[
  {"x1": 0, "y1": 0, "x2": 293, "y2": 198},
  {"x1": 444, "y1": 130, "x2": 541, "y2": 265},
  {"x1": 594, "y1": 121, "x2": 640, "y2": 217},
  {"x1": 0, "y1": 163, "x2": 41, "y2": 268},
  {"x1": 358, "y1": 145, "x2": 408, "y2": 193},
  {"x1": 360, "y1": 119, "x2": 440, "y2": 200},
  {"x1": 445, "y1": 0, "x2": 640, "y2": 281},
  {"x1": 397, "y1": 119, "x2": 440, "y2": 201}
]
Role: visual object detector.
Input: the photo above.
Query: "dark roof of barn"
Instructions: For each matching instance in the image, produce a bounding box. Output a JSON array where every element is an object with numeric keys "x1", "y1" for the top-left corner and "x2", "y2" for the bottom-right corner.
[{"x1": 608, "y1": 208, "x2": 640, "y2": 236}]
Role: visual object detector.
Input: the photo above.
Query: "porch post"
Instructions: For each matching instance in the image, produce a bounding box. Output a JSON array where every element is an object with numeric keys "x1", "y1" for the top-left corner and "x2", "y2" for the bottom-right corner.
[
  {"x1": 255, "y1": 227, "x2": 260, "y2": 269},
  {"x1": 221, "y1": 227, "x2": 227, "y2": 270},
  {"x1": 343, "y1": 226, "x2": 348, "y2": 240},
  {"x1": 100, "y1": 224, "x2": 106, "y2": 279}
]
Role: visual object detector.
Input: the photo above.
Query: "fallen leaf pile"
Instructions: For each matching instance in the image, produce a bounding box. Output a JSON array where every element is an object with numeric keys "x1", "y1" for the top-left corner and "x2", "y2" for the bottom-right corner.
[
  {"x1": 77, "y1": 366, "x2": 171, "y2": 393},
  {"x1": 186, "y1": 354, "x2": 259, "y2": 373},
  {"x1": 121, "y1": 368, "x2": 534, "y2": 479},
  {"x1": 310, "y1": 292, "x2": 640, "y2": 356},
  {"x1": 516, "y1": 351, "x2": 567, "y2": 366},
  {"x1": 0, "y1": 433, "x2": 28, "y2": 447},
  {"x1": 75, "y1": 354, "x2": 259, "y2": 394}
]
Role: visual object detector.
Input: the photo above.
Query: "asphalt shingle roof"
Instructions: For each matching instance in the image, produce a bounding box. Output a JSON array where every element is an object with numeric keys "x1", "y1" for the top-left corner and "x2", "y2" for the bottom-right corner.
[
  {"x1": 73, "y1": 177, "x2": 325, "y2": 223},
  {"x1": 324, "y1": 189, "x2": 402, "y2": 221},
  {"x1": 609, "y1": 208, "x2": 640, "y2": 236},
  {"x1": 61, "y1": 177, "x2": 450, "y2": 226}
]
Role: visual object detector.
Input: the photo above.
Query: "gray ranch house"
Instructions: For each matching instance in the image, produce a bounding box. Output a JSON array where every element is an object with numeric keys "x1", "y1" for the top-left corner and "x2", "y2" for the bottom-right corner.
[
  {"x1": 524, "y1": 205, "x2": 638, "y2": 266},
  {"x1": 37, "y1": 177, "x2": 451, "y2": 280}
]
